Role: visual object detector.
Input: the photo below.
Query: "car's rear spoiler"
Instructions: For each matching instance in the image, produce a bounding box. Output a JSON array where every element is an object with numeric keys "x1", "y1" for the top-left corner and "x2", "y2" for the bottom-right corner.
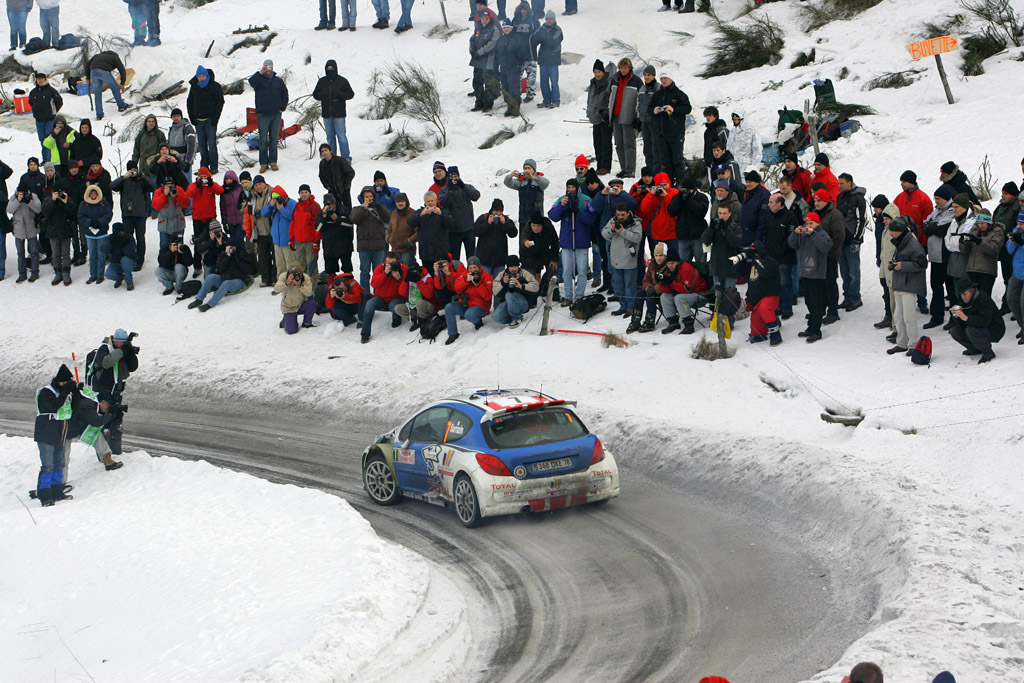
[{"x1": 480, "y1": 399, "x2": 577, "y2": 423}]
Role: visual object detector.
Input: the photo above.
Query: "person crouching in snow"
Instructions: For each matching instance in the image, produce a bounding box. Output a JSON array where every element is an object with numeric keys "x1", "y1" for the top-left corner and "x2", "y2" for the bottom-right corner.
[
  {"x1": 325, "y1": 272, "x2": 368, "y2": 327},
  {"x1": 443, "y1": 255, "x2": 493, "y2": 345},
  {"x1": 104, "y1": 222, "x2": 138, "y2": 290},
  {"x1": 188, "y1": 232, "x2": 251, "y2": 312},
  {"x1": 731, "y1": 241, "x2": 781, "y2": 345},
  {"x1": 276, "y1": 262, "x2": 316, "y2": 334}
]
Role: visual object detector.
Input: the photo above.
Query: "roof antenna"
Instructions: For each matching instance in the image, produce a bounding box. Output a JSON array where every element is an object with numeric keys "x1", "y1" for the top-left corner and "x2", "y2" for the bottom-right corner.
[{"x1": 496, "y1": 354, "x2": 501, "y2": 393}]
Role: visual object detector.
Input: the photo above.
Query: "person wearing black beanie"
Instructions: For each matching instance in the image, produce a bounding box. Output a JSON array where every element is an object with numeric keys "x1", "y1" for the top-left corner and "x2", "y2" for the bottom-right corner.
[{"x1": 586, "y1": 59, "x2": 613, "y2": 175}]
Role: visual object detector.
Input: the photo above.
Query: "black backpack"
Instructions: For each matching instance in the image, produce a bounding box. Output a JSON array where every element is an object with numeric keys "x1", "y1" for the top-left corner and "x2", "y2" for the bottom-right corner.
[
  {"x1": 910, "y1": 336, "x2": 932, "y2": 366},
  {"x1": 419, "y1": 315, "x2": 447, "y2": 342},
  {"x1": 23, "y1": 37, "x2": 48, "y2": 55},
  {"x1": 314, "y1": 283, "x2": 330, "y2": 314},
  {"x1": 56, "y1": 34, "x2": 83, "y2": 50},
  {"x1": 570, "y1": 293, "x2": 607, "y2": 322},
  {"x1": 715, "y1": 286, "x2": 743, "y2": 318},
  {"x1": 174, "y1": 280, "x2": 202, "y2": 302}
]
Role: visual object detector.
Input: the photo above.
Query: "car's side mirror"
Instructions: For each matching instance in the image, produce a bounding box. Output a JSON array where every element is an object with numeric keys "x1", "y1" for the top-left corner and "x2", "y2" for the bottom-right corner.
[{"x1": 399, "y1": 439, "x2": 410, "y2": 449}]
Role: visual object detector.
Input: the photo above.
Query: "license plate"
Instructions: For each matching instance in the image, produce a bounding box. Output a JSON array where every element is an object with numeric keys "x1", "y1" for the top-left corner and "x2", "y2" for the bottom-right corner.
[{"x1": 531, "y1": 457, "x2": 572, "y2": 473}]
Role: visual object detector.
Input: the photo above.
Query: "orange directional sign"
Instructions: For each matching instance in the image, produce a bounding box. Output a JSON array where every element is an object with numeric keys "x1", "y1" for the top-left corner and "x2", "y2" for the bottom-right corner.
[{"x1": 906, "y1": 35, "x2": 959, "y2": 60}]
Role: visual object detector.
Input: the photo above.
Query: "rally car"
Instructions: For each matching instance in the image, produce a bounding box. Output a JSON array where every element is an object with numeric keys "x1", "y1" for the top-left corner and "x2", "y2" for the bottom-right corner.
[{"x1": 360, "y1": 389, "x2": 619, "y2": 527}]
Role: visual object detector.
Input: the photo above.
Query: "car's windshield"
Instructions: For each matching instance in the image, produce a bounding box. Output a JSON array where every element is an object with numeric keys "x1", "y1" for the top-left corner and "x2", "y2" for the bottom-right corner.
[{"x1": 483, "y1": 409, "x2": 588, "y2": 449}]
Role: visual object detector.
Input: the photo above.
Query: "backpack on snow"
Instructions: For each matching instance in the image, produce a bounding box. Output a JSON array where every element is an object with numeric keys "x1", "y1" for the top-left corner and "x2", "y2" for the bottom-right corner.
[
  {"x1": 175, "y1": 280, "x2": 202, "y2": 302},
  {"x1": 911, "y1": 336, "x2": 932, "y2": 366},
  {"x1": 715, "y1": 286, "x2": 743, "y2": 319},
  {"x1": 56, "y1": 34, "x2": 83, "y2": 50},
  {"x1": 570, "y1": 293, "x2": 607, "y2": 322},
  {"x1": 23, "y1": 37, "x2": 48, "y2": 55},
  {"x1": 419, "y1": 315, "x2": 448, "y2": 342}
]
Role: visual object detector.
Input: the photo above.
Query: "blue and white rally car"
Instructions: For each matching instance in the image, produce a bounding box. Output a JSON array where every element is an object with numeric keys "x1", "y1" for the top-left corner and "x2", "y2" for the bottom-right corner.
[{"x1": 361, "y1": 389, "x2": 619, "y2": 527}]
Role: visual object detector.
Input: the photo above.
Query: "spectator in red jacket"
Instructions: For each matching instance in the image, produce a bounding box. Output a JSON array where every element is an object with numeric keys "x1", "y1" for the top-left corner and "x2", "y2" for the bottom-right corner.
[
  {"x1": 396, "y1": 261, "x2": 441, "y2": 330},
  {"x1": 894, "y1": 169, "x2": 934, "y2": 244},
  {"x1": 360, "y1": 253, "x2": 409, "y2": 343},
  {"x1": 639, "y1": 172, "x2": 678, "y2": 244},
  {"x1": 810, "y1": 153, "x2": 839, "y2": 203},
  {"x1": 444, "y1": 255, "x2": 493, "y2": 344},
  {"x1": 185, "y1": 166, "x2": 223, "y2": 276},
  {"x1": 782, "y1": 152, "x2": 813, "y2": 204},
  {"x1": 289, "y1": 183, "x2": 322, "y2": 279},
  {"x1": 325, "y1": 272, "x2": 369, "y2": 327}
]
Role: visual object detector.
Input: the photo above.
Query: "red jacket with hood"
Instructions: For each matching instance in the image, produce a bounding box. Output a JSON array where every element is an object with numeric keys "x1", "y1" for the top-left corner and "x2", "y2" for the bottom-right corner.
[
  {"x1": 290, "y1": 195, "x2": 322, "y2": 243},
  {"x1": 454, "y1": 269, "x2": 494, "y2": 312},
  {"x1": 185, "y1": 166, "x2": 223, "y2": 221}
]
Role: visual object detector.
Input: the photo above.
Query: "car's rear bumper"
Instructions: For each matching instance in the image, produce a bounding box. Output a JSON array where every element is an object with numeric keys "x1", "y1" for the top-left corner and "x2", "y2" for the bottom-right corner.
[{"x1": 476, "y1": 459, "x2": 619, "y2": 518}]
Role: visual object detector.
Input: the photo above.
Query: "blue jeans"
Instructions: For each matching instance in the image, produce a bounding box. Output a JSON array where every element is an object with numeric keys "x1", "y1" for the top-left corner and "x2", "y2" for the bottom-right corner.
[
  {"x1": 560, "y1": 248, "x2": 589, "y2": 301},
  {"x1": 675, "y1": 238, "x2": 705, "y2": 264},
  {"x1": 127, "y1": 3, "x2": 147, "y2": 41},
  {"x1": 37, "y1": 442, "x2": 67, "y2": 491},
  {"x1": 539, "y1": 65, "x2": 559, "y2": 106},
  {"x1": 143, "y1": 0, "x2": 160, "y2": 37},
  {"x1": 564, "y1": 0, "x2": 577, "y2": 13},
  {"x1": 257, "y1": 113, "x2": 282, "y2": 166},
  {"x1": 319, "y1": 0, "x2": 337, "y2": 24},
  {"x1": 445, "y1": 301, "x2": 486, "y2": 336},
  {"x1": 91, "y1": 69, "x2": 128, "y2": 119},
  {"x1": 481, "y1": 265, "x2": 503, "y2": 278},
  {"x1": 86, "y1": 235, "x2": 108, "y2": 280},
  {"x1": 340, "y1": 0, "x2": 357, "y2": 25},
  {"x1": 105, "y1": 255, "x2": 137, "y2": 284},
  {"x1": 36, "y1": 120, "x2": 55, "y2": 157},
  {"x1": 196, "y1": 273, "x2": 244, "y2": 307},
  {"x1": 397, "y1": 0, "x2": 414, "y2": 26},
  {"x1": 15, "y1": 236, "x2": 39, "y2": 277},
  {"x1": 7, "y1": 9, "x2": 27, "y2": 47},
  {"x1": 778, "y1": 262, "x2": 795, "y2": 314},
  {"x1": 839, "y1": 243, "x2": 862, "y2": 303},
  {"x1": 371, "y1": 0, "x2": 389, "y2": 19},
  {"x1": 195, "y1": 119, "x2": 219, "y2": 172},
  {"x1": 493, "y1": 292, "x2": 529, "y2": 324},
  {"x1": 361, "y1": 296, "x2": 402, "y2": 336},
  {"x1": 155, "y1": 264, "x2": 187, "y2": 291},
  {"x1": 358, "y1": 248, "x2": 385, "y2": 289},
  {"x1": 610, "y1": 267, "x2": 638, "y2": 311},
  {"x1": 396, "y1": 250, "x2": 416, "y2": 266},
  {"x1": 330, "y1": 292, "x2": 369, "y2": 325},
  {"x1": 39, "y1": 7, "x2": 59, "y2": 47},
  {"x1": 323, "y1": 117, "x2": 350, "y2": 161}
]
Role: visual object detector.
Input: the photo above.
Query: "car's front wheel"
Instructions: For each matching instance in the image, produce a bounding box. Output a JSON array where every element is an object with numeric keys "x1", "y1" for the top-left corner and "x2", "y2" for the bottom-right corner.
[
  {"x1": 364, "y1": 452, "x2": 401, "y2": 506},
  {"x1": 453, "y1": 474, "x2": 482, "y2": 528}
]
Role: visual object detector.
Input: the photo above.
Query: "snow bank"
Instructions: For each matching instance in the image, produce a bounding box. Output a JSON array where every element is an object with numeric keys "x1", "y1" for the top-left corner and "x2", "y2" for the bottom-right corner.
[{"x1": 0, "y1": 435, "x2": 467, "y2": 682}]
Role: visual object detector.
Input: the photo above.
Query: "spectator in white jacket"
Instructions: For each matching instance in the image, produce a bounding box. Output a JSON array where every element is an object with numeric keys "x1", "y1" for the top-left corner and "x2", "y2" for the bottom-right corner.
[{"x1": 729, "y1": 108, "x2": 761, "y2": 174}]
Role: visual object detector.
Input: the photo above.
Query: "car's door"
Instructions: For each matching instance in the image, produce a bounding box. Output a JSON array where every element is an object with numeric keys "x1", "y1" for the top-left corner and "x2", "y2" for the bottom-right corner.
[{"x1": 393, "y1": 406, "x2": 452, "y2": 493}]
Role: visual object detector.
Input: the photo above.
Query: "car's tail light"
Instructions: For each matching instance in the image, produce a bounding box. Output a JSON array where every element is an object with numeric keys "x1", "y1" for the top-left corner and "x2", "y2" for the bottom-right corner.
[
  {"x1": 476, "y1": 452, "x2": 513, "y2": 476},
  {"x1": 590, "y1": 438, "x2": 605, "y2": 466}
]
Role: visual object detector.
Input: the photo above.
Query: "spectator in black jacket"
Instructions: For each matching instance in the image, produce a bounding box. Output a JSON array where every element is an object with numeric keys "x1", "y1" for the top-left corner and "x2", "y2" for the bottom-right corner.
[
  {"x1": 939, "y1": 161, "x2": 980, "y2": 207},
  {"x1": 189, "y1": 231, "x2": 252, "y2": 311},
  {"x1": 69, "y1": 119, "x2": 103, "y2": 165},
  {"x1": 149, "y1": 144, "x2": 188, "y2": 189},
  {"x1": 104, "y1": 222, "x2": 138, "y2": 290},
  {"x1": 733, "y1": 242, "x2": 781, "y2": 345},
  {"x1": 86, "y1": 52, "x2": 130, "y2": 120},
  {"x1": 249, "y1": 59, "x2": 289, "y2": 173},
  {"x1": 187, "y1": 66, "x2": 225, "y2": 174},
  {"x1": 667, "y1": 178, "x2": 708, "y2": 264},
  {"x1": 407, "y1": 191, "x2": 454, "y2": 274},
  {"x1": 702, "y1": 106, "x2": 728, "y2": 173},
  {"x1": 520, "y1": 211, "x2": 559, "y2": 296},
  {"x1": 701, "y1": 203, "x2": 742, "y2": 287},
  {"x1": 318, "y1": 143, "x2": 355, "y2": 211},
  {"x1": 316, "y1": 193, "x2": 354, "y2": 274},
  {"x1": 950, "y1": 278, "x2": 1004, "y2": 363},
  {"x1": 28, "y1": 73, "x2": 62, "y2": 158},
  {"x1": 648, "y1": 74, "x2": 691, "y2": 184},
  {"x1": 33, "y1": 364, "x2": 76, "y2": 506},
  {"x1": 110, "y1": 160, "x2": 157, "y2": 268},
  {"x1": 762, "y1": 192, "x2": 798, "y2": 319},
  {"x1": 312, "y1": 60, "x2": 355, "y2": 160},
  {"x1": 473, "y1": 198, "x2": 518, "y2": 275},
  {"x1": 495, "y1": 18, "x2": 530, "y2": 117},
  {"x1": 42, "y1": 182, "x2": 78, "y2": 285},
  {"x1": 155, "y1": 233, "x2": 194, "y2": 295}
]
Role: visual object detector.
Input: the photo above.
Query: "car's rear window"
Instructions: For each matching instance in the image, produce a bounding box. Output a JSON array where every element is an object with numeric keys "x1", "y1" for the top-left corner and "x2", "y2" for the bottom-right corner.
[{"x1": 483, "y1": 409, "x2": 588, "y2": 449}]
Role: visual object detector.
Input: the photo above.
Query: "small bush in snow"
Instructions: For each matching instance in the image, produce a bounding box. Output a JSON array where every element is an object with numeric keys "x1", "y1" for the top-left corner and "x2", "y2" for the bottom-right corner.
[
  {"x1": 865, "y1": 70, "x2": 923, "y2": 90},
  {"x1": 698, "y1": 15, "x2": 785, "y2": 79},
  {"x1": 960, "y1": 31, "x2": 1006, "y2": 75},
  {"x1": 970, "y1": 155, "x2": 996, "y2": 202},
  {"x1": 960, "y1": 0, "x2": 1024, "y2": 47},
  {"x1": 790, "y1": 49, "x2": 816, "y2": 69},
  {"x1": 799, "y1": 0, "x2": 883, "y2": 31},
  {"x1": 364, "y1": 60, "x2": 447, "y2": 148}
]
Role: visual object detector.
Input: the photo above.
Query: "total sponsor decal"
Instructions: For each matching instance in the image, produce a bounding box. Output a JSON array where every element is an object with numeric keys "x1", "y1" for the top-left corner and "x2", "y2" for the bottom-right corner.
[{"x1": 591, "y1": 469, "x2": 612, "y2": 477}]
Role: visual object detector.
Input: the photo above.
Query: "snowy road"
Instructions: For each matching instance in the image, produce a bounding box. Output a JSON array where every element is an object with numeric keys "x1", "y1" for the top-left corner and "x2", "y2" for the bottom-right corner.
[{"x1": 0, "y1": 395, "x2": 863, "y2": 682}]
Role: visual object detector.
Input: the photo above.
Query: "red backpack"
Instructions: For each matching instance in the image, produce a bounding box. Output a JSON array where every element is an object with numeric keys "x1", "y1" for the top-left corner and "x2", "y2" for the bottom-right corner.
[{"x1": 911, "y1": 336, "x2": 932, "y2": 366}]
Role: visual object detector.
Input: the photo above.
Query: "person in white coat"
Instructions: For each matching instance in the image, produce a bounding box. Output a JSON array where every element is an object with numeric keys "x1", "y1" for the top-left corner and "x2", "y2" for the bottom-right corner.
[{"x1": 729, "y1": 108, "x2": 761, "y2": 174}]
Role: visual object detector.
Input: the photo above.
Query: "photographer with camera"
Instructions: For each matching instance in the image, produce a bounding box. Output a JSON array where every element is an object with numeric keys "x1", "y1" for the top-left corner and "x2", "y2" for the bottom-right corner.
[
  {"x1": 949, "y1": 279, "x2": 1004, "y2": 363},
  {"x1": 78, "y1": 184, "x2": 112, "y2": 284},
  {"x1": 601, "y1": 203, "x2": 643, "y2": 319},
  {"x1": 317, "y1": 193, "x2": 354, "y2": 276},
  {"x1": 88, "y1": 328, "x2": 140, "y2": 469},
  {"x1": 289, "y1": 184, "x2": 322, "y2": 281},
  {"x1": 701, "y1": 202, "x2": 742, "y2": 290},
  {"x1": 275, "y1": 262, "x2": 317, "y2": 334},
  {"x1": 318, "y1": 143, "x2": 355, "y2": 211},
  {"x1": 473, "y1": 198, "x2": 518, "y2": 277},
  {"x1": 492, "y1": 254, "x2": 538, "y2": 328},
  {"x1": 920, "y1": 185, "x2": 955, "y2": 329},
  {"x1": 503, "y1": 159, "x2": 550, "y2": 228},
  {"x1": 188, "y1": 231, "x2": 251, "y2": 312},
  {"x1": 261, "y1": 185, "x2": 298, "y2": 282},
  {"x1": 325, "y1": 272, "x2": 369, "y2": 328},
  {"x1": 149, "y1": 143, "x2": 189, "y2": 189},
  {"x1": 395, "y1": 261, "x2": 441, "y2": 331},
  {"x1": 959, "y1": 210, "x2": 1004, "y2": 297},
  {"x1": 350, "y1": 186, "x2": 390, "y2": 290},
  {"x1": 548, "y1": 178, "x2": 596, "y2": 306},
  {"x1": 42, "y1": 180, "x2": 77, "y2": 286},
  {"x1": 655, "y1": 244, "x2": 707, "y2": 335},
  {"x1": 153, "y1": 179, "x2": 190, "y2": 250},
  {"x1": 195, "y1": 218, "x2": 227, "y2": 277},
  {"x1": 387, "y1": 192, "x2": 419, "y2": 267},
  {"x1": 7, "y1": 183, "x2": 41, "y2": 283},
  {"x1": 730, "y1": 242, "x2": 781, "y2": 345},
  {"x1": 438, "y1": 166, "x2": 480, "y2": 261},
  {"x1": 359, "y1": 252, "x2": 409, "y2": 343},
  {"x1": 886, "y1": 215, "x2": 929, "y2": 354},
  {"x1": 519, "y1": 212, "x2": 559, "y2": 295},
  {"x1": 186, "y1": 167, "x2": 224, "y2": 276},
  {"x1": 788, "y1": 212, "x2": 833, "y2": 343},
  {"x1": 65, "y1": 384, "x2": 121, "y2": 474},
  {"x1": 111, "y1": 160, "x2": 157, "y2": 270},
  {"x1": 103, "y1": 222, "x2": 138, "y2": 291},
  {"x1": 407, "y1": 191, "x2": 454, "y2": 274},
  {"x1": 155, "y1": 232, "x2": 194, "y2": 295},
  {"x1": 443, "y1": 256, "x2": 493, "y2": 344}
]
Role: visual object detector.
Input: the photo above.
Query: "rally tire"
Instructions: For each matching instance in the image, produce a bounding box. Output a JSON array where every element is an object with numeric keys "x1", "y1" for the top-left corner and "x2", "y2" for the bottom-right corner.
[
  {"x1": 453, "y1": 474, "x2": 482, "y2": 528},
  {"x1": 363, "y1": 452, "x2": 401, "y2": 506}
]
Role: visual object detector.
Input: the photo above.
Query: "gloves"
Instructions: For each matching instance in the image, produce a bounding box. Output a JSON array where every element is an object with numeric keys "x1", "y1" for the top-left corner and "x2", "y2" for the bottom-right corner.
[
  {"x1": 312, "y1": 241, "x2": 320, "y2": 253},
  {"x1": 289, "y1": 239, "x2": 296, "y2": 250}
]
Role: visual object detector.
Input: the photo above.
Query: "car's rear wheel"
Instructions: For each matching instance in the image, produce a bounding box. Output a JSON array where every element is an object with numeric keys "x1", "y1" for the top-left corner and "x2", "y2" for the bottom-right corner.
[
  {"x1": 364, "y1": 452, "x2": 401, "y2": 506},
  {"x1": 453, "y1": 474, "x2": 482, "y2": 527}
]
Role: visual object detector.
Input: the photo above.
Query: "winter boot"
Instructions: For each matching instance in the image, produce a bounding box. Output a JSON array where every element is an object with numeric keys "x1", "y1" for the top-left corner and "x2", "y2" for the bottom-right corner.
[
  {"x1": 679, "y1": 0, "x2": 695, "y2": 12},
  {"x1": 680, "y1": 316, "x2": 695, "y2": 335},
  {"x1": 768, "y1": 320, "x2": 782, "y2": 346},
  {"x1": 102, "y1": 452, "x2": 124, "y2": 471},
  {"x1": 625, "y1": 309, "x2": 642, "y2": 334},
  {"x1": 49, "y1": 485, "x2": 73, "y2": 502},
  {"x1": 873, "y1": 316, "x2": 892, "y2": 329},
  {"x1": 662, "y1": 316, "x2": 680, "y2": 334},
  {"x1": 639, "y1": 309, "x2": 656, "y2": 333}
]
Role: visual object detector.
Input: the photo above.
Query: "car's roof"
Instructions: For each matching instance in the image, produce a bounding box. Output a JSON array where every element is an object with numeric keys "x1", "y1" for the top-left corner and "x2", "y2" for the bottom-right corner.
[{"x1": 442, "y1": 389, "x2": 577, "y2": 421}]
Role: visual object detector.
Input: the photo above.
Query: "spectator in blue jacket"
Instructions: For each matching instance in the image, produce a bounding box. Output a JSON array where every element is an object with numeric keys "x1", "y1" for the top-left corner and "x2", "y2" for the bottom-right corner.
[
  {"x1": 261, "y1": 184, "x2": 297, "y2": 281},
  {"x1": 533, "y1": 11, "x2": 562, "y2": 108},
  {"x1": 371, "y1": 170, "x2": 400, "y2": 212},
  {"x1": 248, "y1": 59, "x2": 289, "y2": 174},
  {"x1": 548, "y1": 178, "x2": 595, "y2": 305},
  {"x1": 739, "y1": 170, "x2": 770, "y2": 246}
]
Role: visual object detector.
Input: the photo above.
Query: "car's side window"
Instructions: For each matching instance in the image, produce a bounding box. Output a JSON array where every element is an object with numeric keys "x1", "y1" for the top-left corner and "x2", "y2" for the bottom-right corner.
[
  {"x1": 443, "y1": 410, "x2": 473, "y2": 444},
  {"x1": 409, "y1": 407, "x2": 452, "y2": 443},
  {"x1": 398, "y1": 419, "x2": 413, "y2": 443}
]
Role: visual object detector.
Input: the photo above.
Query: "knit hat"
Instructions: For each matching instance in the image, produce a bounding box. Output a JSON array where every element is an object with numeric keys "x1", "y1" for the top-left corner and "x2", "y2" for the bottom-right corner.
[
  {"x1": 714, "y1": 179, "x2": 729, "y2": 189},
  {"x1": 584, "y1": 168, "x2": 601, "y2": 185},
  {"x1": 593, "y1": 59, "x2": 606, "y2": 72},
  {"x1": 323, "y1": 193, "x2": 336, "y2": 205},
  {"x1": 84, "y1": 184, "x2": 102, "y2": 204},
  {"x1": 253, "y1": 174, "x2": 266, "y2": 184},
  {"x1": 171, "y1": 107, "x2": 183, "y2": 118},
  {"x1": 27, "y1": 157, "x2": 39, "y2": 166},
  {"x1": 43, "y1": 162, "x2": 54, "y2": 173},
  {"x1": 814, "y1": 152, "x2": 829, "y2": 166},
  {"x1": 545, "y1": 9, "x2": 555, "y2": 19},
  {"x1": 931, "y1": 672, "x2": 956, "y2": 683},
  {"x1": 506, "y1": 254, "x2": 521, "y2": 267},
  {"x1": 940, "y1": 161, "x2": 957, "y2": 175},
  {"x1": 680, "y1": 177, "x2": 697, "y2": 190},
  {"x1": 126, "y1": 159, "x2": 138, "y2": 171},
  {"x1": 784, "y1": 152, "x2": 799, "y2": 164},
  {"x1": 952, "y1": 192, "x2": 971, "y2": 209},
  {"x1": 433, "y1": 160, "x2": 446, "y2": 172},
  {"x1": 86, "y1": 156, "x2": 102, "y2": 169},
  {"x1": 575, "y1": 154, "x2": 589, "y2": 169},
  {"x1": 933, "y1": 184, "x2": 953, "y2": 201},
  {"x1": 643, "y1": 64, "x2": 656, "y2": 77},
  {"x1": 374, "y1": 170, "x2": 386, "y2": 182},
  {"x1": 54, "y1": 364, "x2": 74, "y2": 385},
  {"x1": 159, "y1": 142, "x2": 170, "y2": 151},
  {"x1": 956, "y1": 278, "x2": 976, "y2": 294},
  {"x1": 287, "y1": 262, "x2": 304, "y2": 275},
  {"x1": 900, "y1": 170, "x2": 917, "y2": 184},
  {"x1": 529, "y1": 211, "x2": 545, "y2": 225},
  {"x1": 640, "y1": 166, "x2": 653, "y2": 178},
  {"x1": 502, "y1": 17, "x2": 513, "y2": 26},
  {"x1": 1019, "y1": 210, "x2": 1024, "y2": 224},
  {"x1": 163, "y1": 177, "x2": 176, "y2": 186},
  {"x1": 490, "y1": 197, "x2": 504, "y2": 211},
  {"x1": 653, "y1": 242, "x2": 668, "y2": 257},
  {"x1": 195, "y1": 64, "x2": 209, "y2": 79},
  {"x1": 566, "y1": 178, "x2": 580, "y2": 189},
  {"x1": 975, "y1": 210, "x2": 992, "y2": 224},
  {"x1": 744, "y1": 170, "x2": 761, "y2": 183},
  {"x1": 299, "y1": 183, "x2": 311, "y2": 194},
  {"x1": 111, "y1": 221, "x2": 125, "y2": 233},
  {"x1": 654, "y1": 172, "x2": 671, "y2": 185},
  {"x1": 1002, "y1": 181, "x2": 1019, "y2": 196},
  {"x1": 467, "y1": 255, "x2": 482, "y2": 268},
  {"x1": 35, "y1": 72, "x2": 46, "y2": 79},
  {"x1": 112, "y1": 328, "x2": 130, "y2": 342},
  {"x1": 804, "y1": 212, "x2": 820, "y2": 224},
  {"x1": 208, "y1": 218, "x2": 222, "y2": 231},
  {"x1": 447, "y1": 165, "x2": 460, "y2": 176},
  {"x1": 888, "y1": 215, "x2": 910, "y2": 233},
  {"x1": 239, "y1": 170, "x2": 251, "y2": 181},
  {"x1": 523, "y1": 158, "x2": 537, "y2": 171},
  {"x1": 263, "y1": 59, "x2": 273, "y2": 70},
  {"x1": 870, "y1": 194, "x2": 889, "y2": 209},
  {"x1": 813, "y1": 189, "x2": 830, "y2": 203},
  {"x1": 395, "y1": 192, "x2": 409, "y2": 205}
]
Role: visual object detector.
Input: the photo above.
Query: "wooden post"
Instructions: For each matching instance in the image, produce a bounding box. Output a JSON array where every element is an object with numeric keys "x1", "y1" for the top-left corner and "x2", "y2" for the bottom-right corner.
[
  {"x1": 439, "y1": 0, "x2": 449, "y2": 28},
  {"x1": 934, "y1": 53, "x2": 954, "y2": 105},
  {"x1": 804, "y1": 98, "x2": 820, "y2": 157},
  {"x1": 540, "y1": 277, "x2": 557, "y2": 336},
  {"x1": 715, "y1": 284, "x2": 727, "y2": 358}
]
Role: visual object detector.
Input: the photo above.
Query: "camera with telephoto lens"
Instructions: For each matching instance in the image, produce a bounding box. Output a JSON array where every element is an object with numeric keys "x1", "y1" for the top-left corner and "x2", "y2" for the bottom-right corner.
[
  {"x1": 405, "y1": 265, "x2": 421, "y2": 282},
  {"x1": 470, "y1": 271, "x2": 481, "y2": 284},
  {"x1": 19, "y1": 190, "x2": 30, "y2": 203}
]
